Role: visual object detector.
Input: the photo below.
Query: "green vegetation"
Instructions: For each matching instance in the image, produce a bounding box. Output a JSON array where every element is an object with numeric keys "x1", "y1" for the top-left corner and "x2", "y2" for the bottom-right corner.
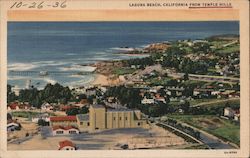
[
  {"x1": 200, "y1": 98, "x2": 240, "y2": 108},
  {"x1": 146, "y1": 76, "x2": 172, "y2": 86},
  {"x1": 11, "y1": 111, "x2": 55, "y2": 118},
  {"x1": 167, "y1": 115, "x2": 240, "y2": 145},
  {"x1": 66, "y1": 106, "x2": 89, "y2": 116},
  {"x1": 8, "y1": 83, "x2": 73, "y2": 108},
  {"x1": 114, "y1": 67, "x2": 136, "y2": 75},
  {"x1": 189, "y1": 98, "x2": 224, "y2": 106},
  {"x1": 218, "y1": 44, "x2": 239, "y2": 54}
]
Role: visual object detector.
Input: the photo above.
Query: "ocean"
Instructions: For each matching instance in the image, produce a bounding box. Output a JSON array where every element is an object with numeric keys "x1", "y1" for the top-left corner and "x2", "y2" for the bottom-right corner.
[{"x1": 7, "y1": 21, "x2": 239, "y2": 89}]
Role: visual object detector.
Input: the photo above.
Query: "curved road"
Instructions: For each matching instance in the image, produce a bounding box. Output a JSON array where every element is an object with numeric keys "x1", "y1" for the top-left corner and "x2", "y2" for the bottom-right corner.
[{"x1": 158, "y1": 120, "x2": 236, "y2": 149}]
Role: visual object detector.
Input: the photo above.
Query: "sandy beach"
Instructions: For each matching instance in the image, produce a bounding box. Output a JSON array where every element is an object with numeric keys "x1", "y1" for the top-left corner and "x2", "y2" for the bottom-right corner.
[
  {"x1": 91, "y1": 74, "x2": 109, "y2": 86},
  {"x1": 91, "y1": 74, "x2": 121, "y2": 86}
]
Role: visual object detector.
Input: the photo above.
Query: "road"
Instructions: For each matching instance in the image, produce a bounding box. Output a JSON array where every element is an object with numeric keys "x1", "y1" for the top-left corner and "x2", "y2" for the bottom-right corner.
[
  {"x1": 191, "y1": 98, "x2": 240, "y2": 107},
  {"x1": 157, "y1": 122, "x2": 202, "y2": 144},
  {"x1": 181, "y1": 122, "x2": 236, "y2": 149}
]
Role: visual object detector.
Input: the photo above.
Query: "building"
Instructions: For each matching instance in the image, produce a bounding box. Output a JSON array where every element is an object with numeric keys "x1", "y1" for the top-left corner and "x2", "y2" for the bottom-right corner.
[
  {"x1": 224, "y1": 107, "x2": 235, "y2": 118},
  {"x1": 7, "y1": 102, "x2": 31, "y2": 111},
  {"x1": 50, "y1": 116, "x2": 77, "y2": 127},
  {"x1": 76, "y1": 114, "x2": 90, "y2": 132},
  {"x1": 41, "y1": 103, "x2": 53, "y2": 112},
  {"x1": 31, "y1": 113, "x2": 50, "y2": 123},
  {"x1": 58, "y1": 140, "x2": 76, "y2": 150},
  {"x1": 7, "y1": 120, "x2": 21, "y2": 132},
  {"x1": 76, "y1": 104, "x2": 148, "y2": 132},
  {"x1": 53, "y1": 126, "x2": 79, "y2": 136},
  {"x1": 141, "y1": 97, "x2": 155, "y2": 104}
]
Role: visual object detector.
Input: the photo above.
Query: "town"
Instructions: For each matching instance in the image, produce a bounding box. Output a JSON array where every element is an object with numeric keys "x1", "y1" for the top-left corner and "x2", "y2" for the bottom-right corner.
[{"x1": 7, "y1": 34, "x2": 240, "y2": 150}]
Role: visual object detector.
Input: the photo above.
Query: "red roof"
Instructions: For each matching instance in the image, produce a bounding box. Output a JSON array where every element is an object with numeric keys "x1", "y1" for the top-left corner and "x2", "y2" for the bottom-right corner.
[
  {"x1": 53, "y1": 125, "x2": 78, "y2": 131},
  {"x1": 60, "y1": 105, "x2": 77, "y2": 111},
  {"x1": 8, "y1": 103, "x2": 19, "y2": 109},
  {"x1": 58, "y1": 140, "x2": 75, "y2": 150},
  {"x1": 50, "y1": 116, "x2": 76, "y2": 122}
]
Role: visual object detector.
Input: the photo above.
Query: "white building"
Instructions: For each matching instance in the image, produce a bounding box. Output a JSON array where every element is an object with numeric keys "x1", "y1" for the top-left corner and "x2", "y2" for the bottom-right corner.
[
  {"x1": 141, "y1": 97, "x2": 155, "y2": 104},
  {"x1": 224, "y1": 107, "x2": 235, "y2": 117},
  {"x1": 31, "y1": 113, "x2": 50, "y2": 123},
  {"x1": 41, "y1": 103, "x2": 53, "y2": 112},
  {"x1": 52, "y1": 126, "x2": 79, "y2": 136},
  {"x1": 7, "y1": 121, "x2": 20, "y2": 132}
]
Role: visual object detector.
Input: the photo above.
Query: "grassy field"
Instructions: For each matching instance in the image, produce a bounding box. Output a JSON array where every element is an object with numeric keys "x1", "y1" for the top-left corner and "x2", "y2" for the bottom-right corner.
[
  {"x1": 167, "y1": 115, "x2": 240, "y2": 145},
  {"x1": 189, "y1": 98, "x2": 224, "y2": 106},
  {"x1": 218, "y1": 44, "x2": 240, "y2": 54},
  {"x1": 11, "y1": 111, "x2": 55, "y2": 119},
  {"x1": 146, "y1": 76, "x2": 172, "y2": 86},
  {"x1": 200, "y1": 98, "x2": 240, "y2": 108},
  {"x1": 113, "y1": 67, "x2": 136, "y2": 75}
]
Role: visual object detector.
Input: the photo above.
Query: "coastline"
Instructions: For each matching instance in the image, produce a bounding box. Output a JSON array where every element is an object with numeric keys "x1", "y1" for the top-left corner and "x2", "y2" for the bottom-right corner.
[{"x1": 91, "y1": 74, "x2": 109, "y2": 86}]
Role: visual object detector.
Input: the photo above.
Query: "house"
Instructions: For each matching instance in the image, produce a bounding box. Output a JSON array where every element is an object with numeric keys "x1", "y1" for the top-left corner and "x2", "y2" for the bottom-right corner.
[
  {"x1": 155, "y1": 94, "x2": 166, "y2": 103},
  {"x1": 76, "y1": 114, "x2": 90, "y2": 132},
  {"x1": 50, "y1": 116, "x2": 77, "y2": 127},
  {"x1": 7, "y1": 103, "x2": 19, "y2": 111},
  {"x1": 60, "y1": 105, "x2": 78, "y2": 111},
  {"x1": 166, "y1": 86, "x2": 185, "y2": 97},
  {"x1": 41, "y1": 103, "x2": 54, "y2": 112},
  {"x1": 7, "y1": 120, "x2": 21, "y2": 132},
  {"x1": 224, "y1": 107, "x2": 235, "y2": 118},
  {"x1": 52, "y1": 126, "x2": 79, "y2": 136},
  {"x1": 58, "y1": 140, "x2": 76, "y2": 150},
  {"x1": 31, "y1": 113, "x2": 50, "y2": 123},
  {"x1": 85, "y1": 87, "x2": 97, "y2": 96},
  {"x1": 7, "y1": 102, "x2": 31, "y2": 111},
  {"x1": 141, "y1": 97, "x2": 155, "y2": 104}
]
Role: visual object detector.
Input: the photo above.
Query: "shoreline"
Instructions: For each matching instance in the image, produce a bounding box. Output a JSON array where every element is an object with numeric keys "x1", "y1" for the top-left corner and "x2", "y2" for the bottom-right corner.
[{"x1": 91, "y1": 74, "x2": 109, "y2": 86}]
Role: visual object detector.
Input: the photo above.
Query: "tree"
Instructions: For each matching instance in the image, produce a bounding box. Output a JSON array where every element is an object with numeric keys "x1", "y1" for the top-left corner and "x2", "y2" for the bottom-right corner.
[
  {"x1": 7, "y1": 113, "x2": 12, "y2": 120},
  {"x1": 38, "y1": 119, "x2": 49, "y2": 126},
  {"x1": 66, "y1": 108, "x2": 79, "y2": 116},
  {"x1": 79, "y1": 106, "x2": 89, "y2": 114},
  {"x1": 183, "y1": 73, "x2": 189, "y2": 81},
  {"x1": 180, "y1": 101, "x2": 190, "y2": 114},
  {"x1": 7, "y1": 84, "x2": 17, "y2": 103}
]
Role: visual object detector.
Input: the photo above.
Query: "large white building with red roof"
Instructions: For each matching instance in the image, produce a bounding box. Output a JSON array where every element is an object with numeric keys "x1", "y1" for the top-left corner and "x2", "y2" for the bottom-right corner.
[{"x1": 50, "y1": 116, "x2": 77, "y2": 127}]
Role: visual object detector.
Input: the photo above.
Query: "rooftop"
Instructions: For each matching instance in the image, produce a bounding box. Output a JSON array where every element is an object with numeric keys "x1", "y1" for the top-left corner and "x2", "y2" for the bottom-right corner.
[
  {"x1": 50, "y1": 116, "x2": 77, "y2": 122},
  {"x1": 107, "y1": 108, "x2": 136, "y2": 112},
  {"x1": 53, "y1": 125, "x2": 78, "y2": 131},
  {"x1": 58, "y1": 140, "x2": 75, "y2": 150},
  {"x1": 91, "y1": 104, "x2": 105, "y2": 109},
  {"x1": 76, "y1": 114, "x2": 89, "y2": 121}
]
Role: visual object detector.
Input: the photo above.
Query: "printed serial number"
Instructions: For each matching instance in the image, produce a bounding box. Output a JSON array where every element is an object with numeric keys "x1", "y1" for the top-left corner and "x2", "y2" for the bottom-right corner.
[{"x1": 10, "y1": 1, "x2": 67, "y2": 9}]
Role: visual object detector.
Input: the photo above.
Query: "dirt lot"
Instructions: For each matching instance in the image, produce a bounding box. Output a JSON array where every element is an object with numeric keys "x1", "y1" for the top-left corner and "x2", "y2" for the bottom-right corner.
[
  {"x1": 8, "y1": 124, "x2": 188, "y2": 150},
  {"x1": 8, "y1": 117, "x2": 39, "y2": 142}
]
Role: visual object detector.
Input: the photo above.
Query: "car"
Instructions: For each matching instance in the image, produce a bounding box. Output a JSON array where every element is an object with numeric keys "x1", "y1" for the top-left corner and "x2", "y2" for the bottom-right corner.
[{"x1": 120, "y1": 144, "x2": 129, "y2": 149}]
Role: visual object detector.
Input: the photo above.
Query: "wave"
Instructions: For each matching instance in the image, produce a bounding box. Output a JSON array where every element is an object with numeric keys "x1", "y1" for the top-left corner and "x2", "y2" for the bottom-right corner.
[
  {"x1": 8, "y1": 76, "x2": 29, "y2": 80},
  {"x1": 43, "y1": 77, "x2": 57, "y2": 84},
  {"x1": 110, "y1": 47, "x2": 135, "y2": 51},
  {"x1": 31, "y1": 61, "x2": 69, "y2": 67},
  {"x1": 66, "y1": 76, "x2": 95, "y2": 87},
  {"x1": 8, "y1": 63, "x2": 38, "y2": 71},
  {"x1": 66, "y1": 53, "x2": 77, "y2": 56},
  {"x1": 58, "y1": 65, "x2": 96, "y2": 72}
]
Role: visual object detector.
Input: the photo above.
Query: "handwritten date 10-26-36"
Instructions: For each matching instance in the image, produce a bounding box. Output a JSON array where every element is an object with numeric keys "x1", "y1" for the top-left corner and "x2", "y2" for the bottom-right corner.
[{"x1": 10, "y1": 1, "x2": 67, "y2": 9}]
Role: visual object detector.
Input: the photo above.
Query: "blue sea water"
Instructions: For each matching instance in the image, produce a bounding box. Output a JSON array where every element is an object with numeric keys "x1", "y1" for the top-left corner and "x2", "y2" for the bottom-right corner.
[{"x1": 7, "y1": 21, "x2": 239, "y2": 89}]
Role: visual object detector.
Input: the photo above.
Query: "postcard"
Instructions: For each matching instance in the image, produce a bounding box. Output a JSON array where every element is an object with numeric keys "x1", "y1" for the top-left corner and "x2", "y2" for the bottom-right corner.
[{"x1": 0, "y1": 0, "x2": 249, "y2": 157}]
